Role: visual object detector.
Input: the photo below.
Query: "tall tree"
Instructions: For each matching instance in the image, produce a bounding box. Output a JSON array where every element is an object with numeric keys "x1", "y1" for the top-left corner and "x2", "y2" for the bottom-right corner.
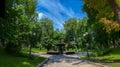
[
  {"x1": 40, "y1": 18, "x2": 54, "y2": 51},
  {"x1": 108, "y1": 0, "x2": 120, "y2": 24},
  {"x1": 84, "y1": 0, "x2": 120, "y2": 24},
  {"x1": 64, "y1": 18, "x2": 77, "y2": 49},
  {"x1": 83, "y1": 0, "x2": 120, "y2": 48},
  {"x1": 0, "y1": 0, "x2": 37, "y2": 55}
]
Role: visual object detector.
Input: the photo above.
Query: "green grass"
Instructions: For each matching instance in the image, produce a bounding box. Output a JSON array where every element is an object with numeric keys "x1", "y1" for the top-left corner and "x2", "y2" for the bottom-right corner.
[
  {"x1": 0, "y1": 48, "x2": 45, "y2": 67},
  {"x1": 21, "y1": 47, "x2": 47, "y2": 53},
  {"x1": 97, "y1": 48, "x2": 120, "y2": 67},
  {"x1": 32, "y1": 48, "x2": 47, "y2": 52},
  {"x1": 95, "y1": 48, "x2": 120, "y2": 59},
  {"x1": 68, "y1": 48, "x2": 82, "y2": 52},
  {"x1": 83, "y1": 48, "x2": 120, "y2": 67}
]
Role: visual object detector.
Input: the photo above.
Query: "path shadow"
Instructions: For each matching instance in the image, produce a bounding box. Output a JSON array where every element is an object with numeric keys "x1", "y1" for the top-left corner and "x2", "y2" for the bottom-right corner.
[{"x1": 87, "y1": 58, "x2": 120, "y2": 63}]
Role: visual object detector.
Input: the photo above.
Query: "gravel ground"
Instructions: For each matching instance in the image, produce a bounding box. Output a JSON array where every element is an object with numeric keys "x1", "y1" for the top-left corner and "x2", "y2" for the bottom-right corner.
[
  {"x1": 33, "y1": 52, "x2": 108, "y2": 67},
  {"x1": 43, "y1": 55, "x2": 100, "y2": 67}
]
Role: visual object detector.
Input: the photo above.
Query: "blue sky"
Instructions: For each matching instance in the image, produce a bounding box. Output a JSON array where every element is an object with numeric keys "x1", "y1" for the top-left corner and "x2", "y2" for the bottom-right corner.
[{"x1": 36, "y1": 0, "x2": 87, "y2": 30}]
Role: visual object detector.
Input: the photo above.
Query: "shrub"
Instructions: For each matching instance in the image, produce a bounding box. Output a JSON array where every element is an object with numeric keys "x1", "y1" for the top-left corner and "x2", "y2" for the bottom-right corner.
[{"x1": 5, "y1": 42, "x2": 21, "y2": 56}]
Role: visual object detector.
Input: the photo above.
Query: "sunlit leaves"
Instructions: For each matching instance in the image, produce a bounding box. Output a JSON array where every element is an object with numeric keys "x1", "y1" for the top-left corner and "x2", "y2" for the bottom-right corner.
[
  {"x1": 24, "y1": 0, "x2": 36, "y2": 17},
  {"x1": 100, "y1": 18, "x2": 120, "y2": 33},
  {"x1": 84, "y1": 0, "x2": 106, "y2": 9},
  {"x1": 115, "y1": 0, "x2": 120, "y2": 8},
  {"x1": 83, "y1": 0, "x2": 120, "y2": 48},
  {"x1": 84, "y1": 0, "x2": 114, "y2": 21}
]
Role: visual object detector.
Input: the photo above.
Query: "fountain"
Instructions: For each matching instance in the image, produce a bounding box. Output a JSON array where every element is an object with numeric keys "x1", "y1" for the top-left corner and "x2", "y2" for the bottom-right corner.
[
  {"x1": 47, "y1": 37, "x2": 75, "y2": 55},
  {"x1": 57, "y1": 38, "x2": 65, "y2": 55}
]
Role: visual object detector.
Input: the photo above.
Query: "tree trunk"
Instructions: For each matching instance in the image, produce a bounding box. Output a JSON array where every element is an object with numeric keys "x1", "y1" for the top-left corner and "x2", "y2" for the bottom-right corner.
[
  {"x1": 86, "y1": 43, "x2": 89, "y2": 58},
  {"x1": 1, "y1": 39, "x2": 6, "y2": 48},
  {"x1": 108, "y1": 0, "x2": 120, "y2": 24},
  {"x1": 112, "y1": 41, "x2": 116, "y2": 48},
  {"x1": 86, "y1": 49, "x2": 89, "y2": 58},
  {"x1": 29, "y1": 44, "x2": 32, "y2": 59}
]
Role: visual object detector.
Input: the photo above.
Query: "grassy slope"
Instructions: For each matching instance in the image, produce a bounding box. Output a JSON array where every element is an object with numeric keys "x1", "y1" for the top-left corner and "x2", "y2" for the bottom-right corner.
[
  {"x1": 99, "y1": 48, "x2": 120, "y2": 67},
  {"x1": 0, "y1": 48, "x2": 45, "y2": 67},
  {"x1": 88, "y1": 48, "x2": 120, "y2": 67}
]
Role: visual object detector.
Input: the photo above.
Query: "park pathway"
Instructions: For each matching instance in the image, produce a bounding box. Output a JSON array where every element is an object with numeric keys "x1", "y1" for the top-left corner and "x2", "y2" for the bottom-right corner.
[{"x1": 33, "y1": 52, "x2": 108, "y2": 67}]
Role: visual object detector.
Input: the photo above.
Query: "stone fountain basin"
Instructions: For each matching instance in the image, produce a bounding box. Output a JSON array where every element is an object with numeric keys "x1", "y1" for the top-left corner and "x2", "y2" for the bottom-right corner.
[
  {"x1": 65, "y1": 52, "x2": 75, "y2": 55},
  {"x1": 47, "y1": 51, "x2": 59, "y2": 55},
  {"x1": 47, "y1": 51, "x2": 75, "y2": 55}
]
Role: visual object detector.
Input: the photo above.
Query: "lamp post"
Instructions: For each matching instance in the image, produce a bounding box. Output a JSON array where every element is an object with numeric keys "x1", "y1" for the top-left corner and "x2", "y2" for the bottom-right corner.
[
  {"x1": 83, "y1": 32, "x2": 89, "y2": 58},
  {"x1": 29, "y1": 31, "x2": 36, "y2": 58}
]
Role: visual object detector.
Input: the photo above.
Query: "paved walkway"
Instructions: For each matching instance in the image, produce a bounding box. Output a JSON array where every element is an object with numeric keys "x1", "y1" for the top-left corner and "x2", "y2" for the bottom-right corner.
[{"x1": 33, "y1": 52, "x2": 108, "y2": 67}]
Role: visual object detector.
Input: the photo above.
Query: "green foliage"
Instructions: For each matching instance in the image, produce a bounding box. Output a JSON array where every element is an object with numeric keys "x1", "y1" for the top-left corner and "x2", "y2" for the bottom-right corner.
[
  {"x1": 83, "y1": 0, "x2": 115, "y2": 22},
  {"x1": 64, "y1": 17, "x2": 91, "y2": 51},
  {"x1": 64, "y1": 18, "x2": 77, "y2": 42},
  {"x1": 39, "y1": 18, "x2": 54, "y2": 51},
  {"x1": 5, "y1": 42, "x2": 21, "y2": 55},
  {"x1": 83, "y1": 0, "x2": 120, "y2": 49},
  {"x1": 0, "y1": 0, "x2": 41, "y2": 57}
]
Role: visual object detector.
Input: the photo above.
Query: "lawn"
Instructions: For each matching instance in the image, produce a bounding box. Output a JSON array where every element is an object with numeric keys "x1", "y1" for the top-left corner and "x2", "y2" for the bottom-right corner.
[
  {"x1": 0, "y1": 48, "x2": 45, "y2": 67},
  {"x1": 84, "y1": 48, "x2": 120, "y2": 67},
  {"x1": 32, "y1": 48, "x2": 47, "y2": 53},
  {"x1": 22, "y1": 47, "x2": 47, "y2": 53}
]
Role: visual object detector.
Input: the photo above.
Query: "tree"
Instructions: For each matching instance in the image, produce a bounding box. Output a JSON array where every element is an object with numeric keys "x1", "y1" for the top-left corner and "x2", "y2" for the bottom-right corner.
[
  {"x1": 75, "y1": 17, "x2": 88, "y2": 50},
  {"x1": 64, "y1": 18, "x2": 77, "y2": 49},
  {"x1": 108, "y1": 0, "x2": 120, "y2": 24},
  {"x1": 0, "y1": 0, "x2": 37, "y2": 55},
  {"x1": 53, "y1": 29, "x2": 65, "y2": 51},
  {"x1": 83, "y1": 0, "x2": 120, "y2": 32},
  {"x1": 64, "y1": 17, "x2": 90, "y2": 51},
  {"x1": 40, "y1": 18, "x2": 54, "y2": 51},
  {"x1": 83, "y1": 0, "x2": 120, "y2": 48},
  {"x1": 84, "y1": 0, "x2": 120, "y2": 24}
]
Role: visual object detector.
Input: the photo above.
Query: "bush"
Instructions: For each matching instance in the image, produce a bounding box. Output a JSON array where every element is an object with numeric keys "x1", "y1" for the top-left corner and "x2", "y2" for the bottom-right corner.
[
  {"x1": 5, "y1": 42, "x2": 21, "y2": 56},
  {"x1": 92, "y1": 48, "x2": 111, "y2": 57}
]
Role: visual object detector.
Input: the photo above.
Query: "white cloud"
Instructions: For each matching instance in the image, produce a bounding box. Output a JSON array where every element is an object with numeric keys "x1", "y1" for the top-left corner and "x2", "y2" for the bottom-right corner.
[
  {"x1": 36, "y1": 0, "x2": 76, "y2": 29},
  {"x1": 37, "y1": 12, "x2": 43, "y2": 20},
  {"x1": 37, "y1": 0, "x2": 75, "y2": 18}
]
